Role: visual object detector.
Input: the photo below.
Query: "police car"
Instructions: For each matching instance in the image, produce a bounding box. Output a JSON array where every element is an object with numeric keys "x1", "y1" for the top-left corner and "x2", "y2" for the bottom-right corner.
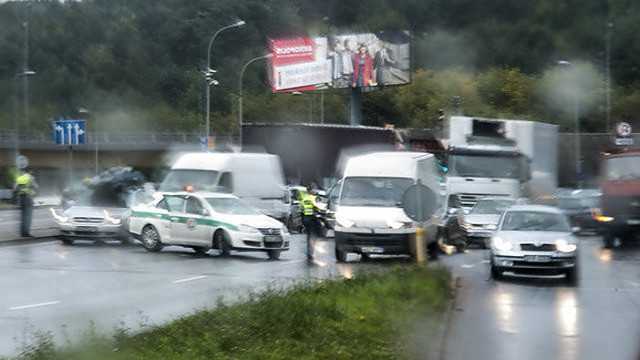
[{"x1": 128, "y1": 191, "x2": 290, "y2": 259}]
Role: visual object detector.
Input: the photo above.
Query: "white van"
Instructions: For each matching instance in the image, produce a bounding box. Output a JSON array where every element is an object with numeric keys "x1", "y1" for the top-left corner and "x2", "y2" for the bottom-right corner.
[
  {"x1": 159, "y1": 153, "x2": 288, "y2": 221},
  {"x1": 333, "y1": 152, "x2": 442, "y2": 262}
]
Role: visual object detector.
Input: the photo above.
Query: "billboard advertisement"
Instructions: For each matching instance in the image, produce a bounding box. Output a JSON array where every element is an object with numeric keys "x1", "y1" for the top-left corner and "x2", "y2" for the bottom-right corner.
[{"x1": 268, "y1": 31, "x2": 411, "y2": 93}]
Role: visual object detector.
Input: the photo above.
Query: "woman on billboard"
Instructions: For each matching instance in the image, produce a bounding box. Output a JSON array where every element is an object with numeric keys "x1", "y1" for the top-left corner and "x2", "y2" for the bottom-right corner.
[{"x1": 352, "y1": 43, "x2": 376, "y2": 87}]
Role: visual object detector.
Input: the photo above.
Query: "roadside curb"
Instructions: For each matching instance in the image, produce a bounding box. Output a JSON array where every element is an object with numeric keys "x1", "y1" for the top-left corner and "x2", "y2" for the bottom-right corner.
[{"x1": 428, "y1": 273, "x2": 459, "y2": 360}]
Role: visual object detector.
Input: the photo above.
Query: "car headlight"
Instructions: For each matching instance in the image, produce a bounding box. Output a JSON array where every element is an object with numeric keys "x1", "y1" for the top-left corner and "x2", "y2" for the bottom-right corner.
[
  {"x1": 50, "y1": 208, "x2": 69, "y2": 223},
  {"x1": 386, "y1": 220, "x2": 412, "y2": 230},
  {"x1": 103, "y1": 209, "x2": 121, "y2": 225},
  {"x1": 492, "y1": 236, "x2": 514, "y2": 252},
  {"x1": 556, "y1": 238, "x2": 577, "y2": 253},
  {"x1": 281, "y1": 225, "x2": 289, "y2": 234},
  {"x1": 238, "y1": 224, "x2": 260, "y2": 234},
  {"x1": 336, "y1": 215, "x2": 355, "y2": 228}
]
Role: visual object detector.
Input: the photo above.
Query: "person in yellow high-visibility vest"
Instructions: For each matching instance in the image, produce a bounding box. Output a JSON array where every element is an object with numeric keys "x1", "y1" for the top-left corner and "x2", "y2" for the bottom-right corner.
[
  {"x1": 300, "y1": 185, "x2": 322, "y2": 261},
  {"x1": 13, "y1": 166, "x2": 38, "y2": 237}
]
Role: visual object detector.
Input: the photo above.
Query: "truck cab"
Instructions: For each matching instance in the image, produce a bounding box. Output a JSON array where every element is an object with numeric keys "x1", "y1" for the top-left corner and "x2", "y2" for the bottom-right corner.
[{"x1": 597, "y1": 150, "x2": 640, "y2": 247}]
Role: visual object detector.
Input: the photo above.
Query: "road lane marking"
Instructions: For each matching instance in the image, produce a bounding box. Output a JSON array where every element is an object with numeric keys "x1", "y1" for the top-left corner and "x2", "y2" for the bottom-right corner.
[
  {"x1": 9, "y1": 301, "x2": 59, "y2": 310},
  {"x1": 173, "y1": 275, "x2": 207, "y2": 284},
  {"x1": 0, "y1": 241, "x2": 58, "y2": 250},
  {"x1": 461, "y1": 260, "x2": 490, "y2": 268}
]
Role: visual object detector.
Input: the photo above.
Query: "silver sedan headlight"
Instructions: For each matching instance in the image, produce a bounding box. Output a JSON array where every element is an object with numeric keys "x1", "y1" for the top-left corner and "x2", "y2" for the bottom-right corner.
[
  {"x1": 556, "y1": 238, "x2": 577, "y2": 253},
  {"x1": 492, "y1": 236, "x2": 514, "y2": 252},
  {"x1": 50, "y1": 208, "x2": 69, "y2": 223}
]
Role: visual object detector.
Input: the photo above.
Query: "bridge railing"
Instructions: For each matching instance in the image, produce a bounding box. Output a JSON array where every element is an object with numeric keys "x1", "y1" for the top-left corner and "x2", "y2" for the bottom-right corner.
[{"x1": 0, "y1": 129, "x2": 238, "y2": 145}]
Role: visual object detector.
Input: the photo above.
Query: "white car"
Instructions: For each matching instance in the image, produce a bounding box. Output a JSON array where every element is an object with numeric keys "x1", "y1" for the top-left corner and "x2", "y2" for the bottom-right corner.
[
  {"x1": 128, "y1": 191, "x2": 290, "y2": 260},
  {"x1": 489, "y1": 204, "x2": 579, "y2": 284}
]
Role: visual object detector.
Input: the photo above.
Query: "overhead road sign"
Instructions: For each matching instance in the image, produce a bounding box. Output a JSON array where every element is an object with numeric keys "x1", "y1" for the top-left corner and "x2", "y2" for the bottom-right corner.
[{"x1": 54, "y1": 120, "x2": 86, "y2": 146}]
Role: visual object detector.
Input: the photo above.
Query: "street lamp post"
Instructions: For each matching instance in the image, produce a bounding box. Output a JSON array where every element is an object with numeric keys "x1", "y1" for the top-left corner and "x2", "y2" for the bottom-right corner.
[
  {"x1": 606, "y1": 22, "x2": 614, "y2": 133},
  {"x1": 558, "y1": 60, "x2": 582, "y2": 188},
  {"x1": 238, "y1": 53, "x2": 272, "y2": 148},
  {"x1": 292, "y1": 91, "x2": 312, "y2": 123},
  {"x1": 205, "y1": 19, "x2": 245, "y2": 140},
  {"x1": 15, "y1": 70, "x2": 35, "y2": 162}
]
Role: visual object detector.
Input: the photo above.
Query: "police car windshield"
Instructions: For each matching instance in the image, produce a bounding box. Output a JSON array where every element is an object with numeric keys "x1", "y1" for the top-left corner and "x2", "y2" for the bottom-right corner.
[
  {"x1": 206, "y1": 197, "x2": 259, "y2": 215},
  {"x1": 159, "y1": 170, "x2": 219, "y2": 191}
]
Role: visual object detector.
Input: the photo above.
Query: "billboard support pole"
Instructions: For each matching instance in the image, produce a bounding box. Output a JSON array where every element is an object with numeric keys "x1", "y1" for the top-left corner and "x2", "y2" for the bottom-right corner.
[{"x1": 350, "y1": 87, "x2": 362, "y2": 126}]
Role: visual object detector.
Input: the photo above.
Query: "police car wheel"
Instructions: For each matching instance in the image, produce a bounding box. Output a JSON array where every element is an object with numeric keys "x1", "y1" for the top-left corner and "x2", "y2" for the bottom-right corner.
[
  {"x1": 216, "y1": 231, "x2": 231, "y2": 257},
  {"x1": 335, "y1": 247, "x2": 347, "y2": 262},
  {"x1": 141, "y1": 225, "x2": 163, "y2": 252}
]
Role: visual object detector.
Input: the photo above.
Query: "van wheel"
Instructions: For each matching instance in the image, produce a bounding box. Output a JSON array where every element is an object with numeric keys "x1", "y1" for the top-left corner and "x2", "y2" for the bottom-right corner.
[
  {"x1": 60, "y1": 237, "x2": 74, "y2": 246},
  {"x1": 191, "y1": 246, "x2": 208, "y2": 256},
  {"x1": 335, "y1": 247, "x2": 347, "y2": 262},
  {"x1": 216, "y1": 231, "x2": 231, "y2": 257},
  {"x1": 267, "y1": 250, "x2": 281, "y2": 260},
  {"x1": 141, "y1": 225, "x2": 163, "y2": 252}
]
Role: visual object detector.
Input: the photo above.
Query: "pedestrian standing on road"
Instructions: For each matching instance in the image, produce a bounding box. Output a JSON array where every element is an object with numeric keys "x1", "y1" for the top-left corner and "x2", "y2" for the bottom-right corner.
[
  {"x1": 13, "y1": 166, "x2": 38, "y2": 237},
  {"x1": 301, "y1": 185, "x2": 323, "y2": 261}
]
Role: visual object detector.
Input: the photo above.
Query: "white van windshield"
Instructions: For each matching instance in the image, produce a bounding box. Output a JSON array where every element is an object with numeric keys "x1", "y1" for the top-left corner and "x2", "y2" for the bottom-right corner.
[
  {"x1": 159, "y1": 170, "x2": 219, "y2": 192},
  {"x1": 341, "y1": 177, "x2": 413, "y2": 207}
]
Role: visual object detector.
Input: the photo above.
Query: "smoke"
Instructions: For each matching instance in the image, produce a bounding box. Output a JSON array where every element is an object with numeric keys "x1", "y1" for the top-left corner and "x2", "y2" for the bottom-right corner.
[{"x1": 539, "y1": 61, "x2": 605, "y2": 126}]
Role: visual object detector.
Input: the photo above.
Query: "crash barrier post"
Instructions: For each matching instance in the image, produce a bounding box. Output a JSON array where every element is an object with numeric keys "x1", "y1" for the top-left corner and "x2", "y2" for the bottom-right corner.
[{"x1": 410, "y1": 227, "x2": 427, "y2": 264}]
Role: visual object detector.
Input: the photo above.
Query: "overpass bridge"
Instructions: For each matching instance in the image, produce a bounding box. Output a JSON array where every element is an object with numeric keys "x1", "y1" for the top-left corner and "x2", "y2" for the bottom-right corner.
[{"x1": 0, "y1": 129, "x2": 238, "y2": 194}]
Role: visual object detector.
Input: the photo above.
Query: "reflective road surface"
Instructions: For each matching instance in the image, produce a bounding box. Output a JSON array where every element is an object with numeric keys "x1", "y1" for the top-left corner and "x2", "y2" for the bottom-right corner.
[{"x1": 439, "y1": 235, "x2": 640, "y2": 360}]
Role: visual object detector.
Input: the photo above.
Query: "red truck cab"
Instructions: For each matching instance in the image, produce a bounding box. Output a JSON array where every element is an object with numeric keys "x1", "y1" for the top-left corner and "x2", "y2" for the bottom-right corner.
[{"x1": 596, "y1": 150, "x2": 640, "y2": 247}]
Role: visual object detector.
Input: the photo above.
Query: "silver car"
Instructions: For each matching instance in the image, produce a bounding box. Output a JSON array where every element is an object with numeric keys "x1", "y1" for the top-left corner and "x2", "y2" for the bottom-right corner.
[
  {"x1": 459, "y1": 197, "x2": 520, "y2": 248},
  {"x1": 489, "y1": 204, "x2": 579, "y2": 284}
]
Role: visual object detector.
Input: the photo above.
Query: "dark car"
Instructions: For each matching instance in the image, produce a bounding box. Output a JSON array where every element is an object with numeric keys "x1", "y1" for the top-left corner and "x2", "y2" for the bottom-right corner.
[{"x1": 556, "y1": 188, "x2": 602, "y2": 234}]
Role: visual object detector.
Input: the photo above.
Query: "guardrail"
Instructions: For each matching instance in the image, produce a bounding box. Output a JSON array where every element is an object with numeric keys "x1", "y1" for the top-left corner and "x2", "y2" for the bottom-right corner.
[{"x1": 0, "y1": 129, "x2": 238, "y2": 145}]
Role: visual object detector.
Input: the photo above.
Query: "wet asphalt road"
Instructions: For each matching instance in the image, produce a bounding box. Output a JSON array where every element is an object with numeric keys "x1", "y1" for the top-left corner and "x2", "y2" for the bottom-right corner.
[
  {"x1": 0, "y1": 233, "x2": 384, "y2": 357},
  {"x1": 1, "y1": 228, "x2": 639, "y2": 359},
  {"x1": 438, "y1": 235, "x2": 640, "y2": 360}
]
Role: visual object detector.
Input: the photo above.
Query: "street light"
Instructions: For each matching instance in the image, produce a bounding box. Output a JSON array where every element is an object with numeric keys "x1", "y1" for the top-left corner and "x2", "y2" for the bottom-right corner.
[
  {"x1": 606, "y1": 22, "x2": 614, "y2": 133},
  {"x1": 205, "y1": 19, "x2": 245, "y2": 140},
  {"x1": 238, "y1": 53, "x2": 272, "y2": 148},
  {"x1": 77, "y1": 108, "x2": 98, "y2": 175},
  {"x1": 292, "y1": 91, "x2": 312, "y2": 123},
  {"x1": 558, "y1": 60, "x2": 582, "y2": 188},
  {"x1": 14, "y1": 70, "x2": 35, "y2": 162}
]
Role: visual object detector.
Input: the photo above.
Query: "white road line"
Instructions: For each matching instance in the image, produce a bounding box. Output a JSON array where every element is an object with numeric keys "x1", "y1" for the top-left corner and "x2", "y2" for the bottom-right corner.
[
  {"x1": 9, "y1": 301, "x2": 60, "y2": 311},
  {"x1": 0, "y1": 241, "x2": 58, "y2": 250},
  {"x1": 461, "y1": 260, "x2": 490, "y2": 268},
  {"x1": 173, "y1": 275, "x2": 207, "y2": 284}
]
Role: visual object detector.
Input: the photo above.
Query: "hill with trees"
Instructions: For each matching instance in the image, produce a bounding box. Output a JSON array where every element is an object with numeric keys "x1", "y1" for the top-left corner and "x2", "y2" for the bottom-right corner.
[{"x1": 0, "y1": 0, "x2": 637, "y2": 135}]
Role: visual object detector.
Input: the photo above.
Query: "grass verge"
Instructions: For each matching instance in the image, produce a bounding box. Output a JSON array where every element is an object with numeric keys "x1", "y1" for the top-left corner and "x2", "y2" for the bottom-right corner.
[{"x1": 10, "y1": 265, "x2": 452, "y2": 360}]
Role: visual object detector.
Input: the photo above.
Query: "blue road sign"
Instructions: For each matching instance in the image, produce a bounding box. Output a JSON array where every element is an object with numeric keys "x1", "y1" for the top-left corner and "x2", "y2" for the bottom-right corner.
[{"x1": 54, "y1": 120, "x2": 86, "y2": 146}]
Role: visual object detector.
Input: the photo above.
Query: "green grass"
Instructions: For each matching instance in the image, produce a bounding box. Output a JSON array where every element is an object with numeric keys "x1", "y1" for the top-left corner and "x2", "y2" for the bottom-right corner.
[{"x1": 10, "y1": 265, "x2": 452, "y2": 360}]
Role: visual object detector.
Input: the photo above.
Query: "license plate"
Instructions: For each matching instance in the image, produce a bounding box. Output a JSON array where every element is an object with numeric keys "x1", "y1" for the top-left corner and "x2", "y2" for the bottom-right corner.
[
  {"x1": 361, "y1": 246, "x2": 384, "y2": 254},
  {"x1": 627, "y1": 219, "x2": 640, "y2": 225},
  {"x1": 524, "y1": 255, "x2": 551, "y2": 263},
  {"x1": 78, "y1": 226, "x2": 99, "y2": 232},
  {"x1": 264, "y1": 235, "x2": 282, "y2": 242}
]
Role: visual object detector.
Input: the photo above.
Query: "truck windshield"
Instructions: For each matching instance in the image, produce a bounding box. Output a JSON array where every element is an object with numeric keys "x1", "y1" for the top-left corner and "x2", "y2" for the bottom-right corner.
[
  {"x1": 159, "y1": 170, "x2": 219, "y2": 192},
  {"x1": 341, "y1": 177, "x2": 413, "y2": 207},
  {"x1": 605, "y1": 156, "x2": 640, "y2": 181},
  {"x1": 448, "y1": 154, "x2": 520, "y2": 179}
]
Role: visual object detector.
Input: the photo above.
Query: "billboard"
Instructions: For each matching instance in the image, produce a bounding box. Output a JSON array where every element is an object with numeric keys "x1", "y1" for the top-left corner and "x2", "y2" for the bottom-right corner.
[{"x1": 268, "y1": 31, "x2": 411, "y2": 93}]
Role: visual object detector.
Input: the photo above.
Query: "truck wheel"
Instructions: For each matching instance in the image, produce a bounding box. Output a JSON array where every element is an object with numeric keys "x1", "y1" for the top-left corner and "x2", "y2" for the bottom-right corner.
[
  {"x1": 603, "y1": 230, "x2": 615, "y2": 248},
  {"x1": 335, "y1": 247, "x2": 347, "y2": 262}
]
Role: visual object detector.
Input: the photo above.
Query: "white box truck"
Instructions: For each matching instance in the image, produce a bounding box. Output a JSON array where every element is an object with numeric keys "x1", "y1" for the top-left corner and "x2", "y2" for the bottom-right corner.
[
  {"x1": 158, "y1": 153, "x2": 288, "y2": 221},
  {"x1": 333, "y1": 152, "x2": 443, "y2": 262},
  {"x1": 445, "y1": 116, "x2": 558, "y2": 209}
]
